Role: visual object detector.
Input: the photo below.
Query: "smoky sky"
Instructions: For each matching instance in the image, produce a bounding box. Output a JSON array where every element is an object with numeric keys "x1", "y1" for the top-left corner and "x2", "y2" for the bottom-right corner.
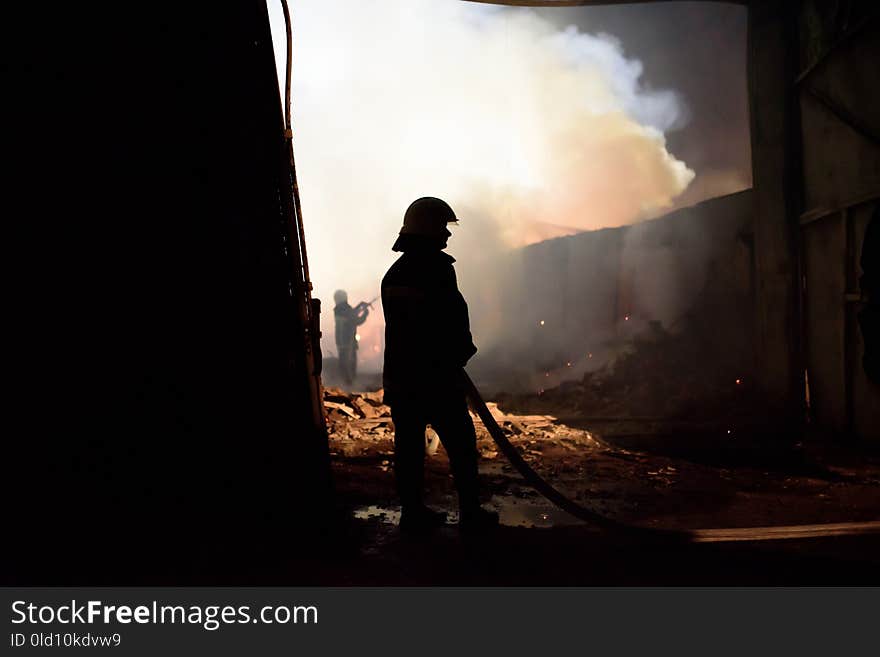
[
  {"x1": 533, "y1": 1, "x2": 752, "y2": 206},
  {"x1": 267, "y1": 1, "x2": 751, "y2": 373}
]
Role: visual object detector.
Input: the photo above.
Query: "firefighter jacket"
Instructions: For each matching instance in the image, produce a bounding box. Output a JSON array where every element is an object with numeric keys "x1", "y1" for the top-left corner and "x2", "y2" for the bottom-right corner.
[
  {"x1": 381, "y1": 249, "x2": 477, "y2": 404},
  {"x1": 334, "y1": 302, "x2": 367, "y2": 350}
]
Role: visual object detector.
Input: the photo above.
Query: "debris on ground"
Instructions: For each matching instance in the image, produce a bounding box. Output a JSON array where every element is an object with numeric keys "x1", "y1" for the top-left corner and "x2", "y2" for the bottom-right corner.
[
  {"x1": 323, "y1": 387, "x2": 394, "y2": 454},
  {"x1": 323, "y1": 386, "x2": 602, "y2": 463},
  {"x1": 492, "y1": 323, "x2": 760, "y2": 426}
]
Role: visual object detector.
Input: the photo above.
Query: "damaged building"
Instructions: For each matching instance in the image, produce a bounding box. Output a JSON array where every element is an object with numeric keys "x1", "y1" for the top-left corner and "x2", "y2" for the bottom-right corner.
[{"x1": 472, "y1": 190, "x2": 756, "y2": 419}]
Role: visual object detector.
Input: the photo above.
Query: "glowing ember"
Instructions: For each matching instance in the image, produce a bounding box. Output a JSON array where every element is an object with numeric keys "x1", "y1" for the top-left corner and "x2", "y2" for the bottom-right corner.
[
  {"x1": 735, "y1": 378, "x2": 742, "y2": 385},
  {"x1": 566, "y1": 362, "x2": 571, "y2": 367},
  {"x1": 539, "y1": 320, "x2": 545, "y2": 326},
  {"x1": 624, "y1": 315, "x2": 630, "y2": 321}
]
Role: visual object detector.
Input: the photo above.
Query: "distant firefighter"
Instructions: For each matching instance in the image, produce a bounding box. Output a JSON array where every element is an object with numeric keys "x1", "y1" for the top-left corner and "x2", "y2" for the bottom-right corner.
[{"x1": 333, "y1": 289, "x2": 370, "y2": 385}]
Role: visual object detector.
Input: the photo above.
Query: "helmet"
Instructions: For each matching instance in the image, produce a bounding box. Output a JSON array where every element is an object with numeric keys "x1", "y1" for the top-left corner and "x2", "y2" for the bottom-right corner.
[
  {"x1": 333, "y1": 289, "x2": 348, "y2": 305},
  {"x1": 398, "y1": 197, "x2": 457, "y2": 239}
]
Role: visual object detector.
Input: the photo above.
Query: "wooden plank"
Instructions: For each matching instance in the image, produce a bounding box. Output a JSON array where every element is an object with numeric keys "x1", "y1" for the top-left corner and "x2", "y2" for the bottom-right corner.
[
  {"x1": 324, "y1": 400, "x2": 359, "y2": 418},
  {"x1": 689, "y1": 520, "x2": 880, "y2": 543}
]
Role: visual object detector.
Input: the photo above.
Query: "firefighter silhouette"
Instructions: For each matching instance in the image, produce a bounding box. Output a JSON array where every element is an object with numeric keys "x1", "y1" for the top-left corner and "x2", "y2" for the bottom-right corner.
[
  {"x1": 382, "y1": 197, "x2": 499, "y2": 532},
  {"x1": 333, "y1": 289, "x2": 369, "y2": 385}
]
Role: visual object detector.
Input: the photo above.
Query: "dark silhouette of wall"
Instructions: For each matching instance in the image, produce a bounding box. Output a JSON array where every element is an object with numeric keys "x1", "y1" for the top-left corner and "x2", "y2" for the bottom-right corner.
[
  {"x1": 7, "y1": 2, "x2": 331, "y2": 582},
  {"x1": 796, "y1": 0, "x2": 880, "y2": 441}
]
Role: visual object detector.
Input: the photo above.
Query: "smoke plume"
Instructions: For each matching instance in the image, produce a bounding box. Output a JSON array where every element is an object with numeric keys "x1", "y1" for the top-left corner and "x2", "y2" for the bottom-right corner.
[{"x1": 267, "y1": 0, "x2": 695, "y2": 373}]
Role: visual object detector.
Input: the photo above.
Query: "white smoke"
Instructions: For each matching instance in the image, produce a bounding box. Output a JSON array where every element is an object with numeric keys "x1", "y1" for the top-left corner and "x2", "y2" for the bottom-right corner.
[{"x1": 267, "y1": 0, "x2": 694, "y2": 373}]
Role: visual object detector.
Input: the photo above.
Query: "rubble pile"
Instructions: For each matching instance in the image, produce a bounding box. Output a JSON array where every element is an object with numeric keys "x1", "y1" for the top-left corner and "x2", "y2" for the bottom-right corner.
[
  {"x1": 323, "y1": 387, "x2": 601, "y2": 463},
  {"x1": 578, "y1": 328, "x2": 747, "y2": 418},
  {"x1": 497, "y1": 325, "x2": 757, "y2": 422},
  {"x1": 324, "y1": 387, "x2": 394, "y2": 447}
]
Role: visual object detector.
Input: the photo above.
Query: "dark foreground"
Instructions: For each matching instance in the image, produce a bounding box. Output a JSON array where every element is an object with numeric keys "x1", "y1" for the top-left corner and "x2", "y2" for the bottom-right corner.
[
  {"x1": 9, "y1": 400, "x2": 878, "y2": 586},
  {"x1": 215, "y1": 397, "x2": 880, "y2": 586}
]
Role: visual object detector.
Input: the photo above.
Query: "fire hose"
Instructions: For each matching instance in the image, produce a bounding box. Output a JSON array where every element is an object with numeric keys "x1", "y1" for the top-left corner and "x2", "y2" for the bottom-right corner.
[
  {"x1": 462, "y1": 371, "x2": 632, "y2": 533},
  {"x1": 463, "y1": 371, "x2": 880, "y2": 543}
]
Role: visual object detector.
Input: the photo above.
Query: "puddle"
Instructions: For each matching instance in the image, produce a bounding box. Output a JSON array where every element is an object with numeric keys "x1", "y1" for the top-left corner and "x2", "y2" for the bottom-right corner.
[
  {"x1": 353, "y1": 497, "x2": 581, "y2": 529},
  {"x1": 489, "y1": 495, "x2": 581, "y2": 528},
  {"x1": 353, "y1": 505, "x2": 403, "y2": 524}
]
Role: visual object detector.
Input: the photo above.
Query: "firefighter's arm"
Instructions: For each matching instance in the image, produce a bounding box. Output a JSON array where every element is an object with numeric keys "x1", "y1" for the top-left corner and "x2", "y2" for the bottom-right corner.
[{"x1": 443, "y1": 266, "x2": 477, "y2": 366}]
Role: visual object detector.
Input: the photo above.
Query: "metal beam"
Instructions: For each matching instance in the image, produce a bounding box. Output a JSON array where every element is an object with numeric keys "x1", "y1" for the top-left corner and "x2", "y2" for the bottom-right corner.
[
  {"x1": 805, "y1": 86, "x2": 880, "y2": 148},
  {"x1": 794, "y1": 13, "x2": 877, "y2": 87},
  {"x1": 799, "y1": 190, "x2": 880, "y2": 226}
]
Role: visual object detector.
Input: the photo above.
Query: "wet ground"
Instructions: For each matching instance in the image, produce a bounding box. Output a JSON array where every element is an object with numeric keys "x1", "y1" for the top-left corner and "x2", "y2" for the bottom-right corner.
[
  {"x1": 313, "y1": 401, "x2": 880, "y2": 584},
  {"x1": 333, "y1": 415, "x2": 880, "y2": 531}
]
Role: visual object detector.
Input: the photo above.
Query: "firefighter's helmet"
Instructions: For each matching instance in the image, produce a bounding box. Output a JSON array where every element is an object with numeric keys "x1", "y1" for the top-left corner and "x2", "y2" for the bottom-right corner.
[{"x1": 398, "y1": 197, "x2": 457, "y2": 239}]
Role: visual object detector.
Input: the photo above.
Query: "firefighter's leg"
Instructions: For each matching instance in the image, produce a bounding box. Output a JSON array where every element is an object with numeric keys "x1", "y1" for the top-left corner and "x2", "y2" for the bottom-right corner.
[
  {"x1": 336, "y1": 345, "x2": 347, "y2": 383},
  {"x1": 338, "y1": 345, "x2": 353, "y2": 384},
  {"x1": 346, "y1": 347, "x2": 356, "y2": 384},
  {"x1": 431, "y1": 396, "x2": 480, "y2": 511},
  {"x1": 391, "y1": 403, "x2": 447, "y2": 531},
  {"x1": 390, "y1": 404, "x2": 427, "y2": 512},
  {"x1": 432, "y1": 396, "x2": 498, "y2": 529}
]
